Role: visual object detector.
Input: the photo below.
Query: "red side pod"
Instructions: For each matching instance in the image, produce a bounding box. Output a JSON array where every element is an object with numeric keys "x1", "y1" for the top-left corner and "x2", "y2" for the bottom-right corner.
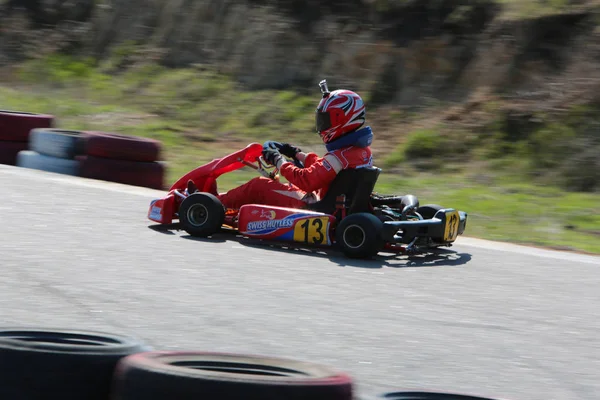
[
  {"x1": 238, "y1": 204, "x2": 335, "y2": 246},
  {"x1": 148, "y1": 194, "x2": 175, "y2": 224}
]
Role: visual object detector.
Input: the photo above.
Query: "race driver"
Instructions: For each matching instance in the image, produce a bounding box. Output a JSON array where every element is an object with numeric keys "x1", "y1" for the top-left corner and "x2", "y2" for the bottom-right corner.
[{"x1": 188, "y1": 80, "x2": 374, "y2": 209}]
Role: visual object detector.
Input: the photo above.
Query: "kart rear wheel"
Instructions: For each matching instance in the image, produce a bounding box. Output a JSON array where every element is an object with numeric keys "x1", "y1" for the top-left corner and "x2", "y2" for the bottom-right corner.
[
  {"x1": 179, "y1": 193, "x2": 225, "y2": 237},
  {"x1": 335, "y1": 213, "x2": 384, "y2": 259}
]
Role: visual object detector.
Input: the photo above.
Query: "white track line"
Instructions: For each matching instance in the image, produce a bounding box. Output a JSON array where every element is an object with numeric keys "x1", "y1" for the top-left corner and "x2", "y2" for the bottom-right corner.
[{"x1": 2, "y1": 165, "x2": 599, "y2": 264}]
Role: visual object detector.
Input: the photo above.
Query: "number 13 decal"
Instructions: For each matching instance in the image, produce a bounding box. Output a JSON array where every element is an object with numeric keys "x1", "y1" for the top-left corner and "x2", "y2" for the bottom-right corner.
[{"x1": 293, "y1": 217, "x2": 330, "y2": 245}]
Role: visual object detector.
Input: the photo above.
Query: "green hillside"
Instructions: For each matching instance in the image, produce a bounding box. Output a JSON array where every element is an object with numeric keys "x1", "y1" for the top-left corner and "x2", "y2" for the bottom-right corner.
[{"x1": 0, "y1": 0, "x2": 598, "y2": 252}]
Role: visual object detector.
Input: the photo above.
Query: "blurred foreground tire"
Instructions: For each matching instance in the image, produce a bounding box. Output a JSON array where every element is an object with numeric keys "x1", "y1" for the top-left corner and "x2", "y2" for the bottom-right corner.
[
  {"x1": 0, "y1": 110, "x2": 54, "y2": 141},
  {"x1": 375, "y1": 390, "x2": 509, "y2": 399},
  {"x1": 29, "y1": 128, "x2": 87, "y2": 159},
  {"x1": 84, "y1": 131, "x2": 162, "y2": 162},
  {"x1": 0, "y1": 140, "x2": 28, "y2": 165},
  {"x1": 78, "y1": 155, "x2": 165, "y2": 189},
  {"x1": 0, "y1": 327, "x2": 151, "y2": 400},
  {"x1": 17, "y1": 150, "x2": 79, "y2": 175},
  {"x1": 110, "y1": 351, "x2": 354, "y2": 400}
]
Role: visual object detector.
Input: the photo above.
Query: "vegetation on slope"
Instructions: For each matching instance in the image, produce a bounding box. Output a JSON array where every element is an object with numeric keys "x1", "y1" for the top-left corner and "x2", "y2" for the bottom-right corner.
[
  {"x1": 1, "y1": 55, "x2": 598, "y2": 254},
  {"x1": 0, "y1": 0, "x2": 598, "y2": 252}
]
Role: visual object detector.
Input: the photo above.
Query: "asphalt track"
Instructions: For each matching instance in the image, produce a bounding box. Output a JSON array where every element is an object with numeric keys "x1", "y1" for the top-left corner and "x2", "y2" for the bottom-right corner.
[{"x1": 1, "y1": 164, "x2": 599, "y2": 400}]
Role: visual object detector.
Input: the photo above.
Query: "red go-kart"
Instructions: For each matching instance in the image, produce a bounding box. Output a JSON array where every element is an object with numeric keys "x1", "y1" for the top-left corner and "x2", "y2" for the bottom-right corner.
[{"x1": 147, "y1": 142, "x2": 468, "y2": 258}]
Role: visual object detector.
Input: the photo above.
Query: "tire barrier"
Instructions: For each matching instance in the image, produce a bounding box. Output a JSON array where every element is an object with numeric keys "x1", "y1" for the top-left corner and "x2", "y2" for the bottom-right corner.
[
  {"x1": 29, "y1": 128, "x2": 86, "y2": 159},
  {"x1": 0, "y1": 110, "x2": 55, "y2": 165},
  {"x1": 17, "y1": 150, "x2": 80, "y2": 176},
  {"x1": 0, "y1": 325, "x2": 514, "y2": 400},
  {"x1": 110, "y1": 351, "x2": 354, "y2": 400},
  {"x1": 0, "y1": 140, "x2": 29, "y2": 165},
  {"x1": 10, "y1": 127, "x2": 166, "y2": 189},
  {"x1": 0, "y1": 327, "x2": 150, "y2": 400},
  {"x1": 78, "y1": 155, "x2": 166, "y2": 190},
  {"x1": 374, "y1": 391, "x2": 506, "y2": 400},
  {"x1": 84, "y1": 131, "x2": 162, "y2": 163},
  {"x1": 78, "y1": 131, "x2": 165, "y2": 189},
  {"x1": 0, "y1": 110, "x2": 54, "y2": 142},
  {"x1": 16, "y1": 129, "x2": 85, "y2": 175}
]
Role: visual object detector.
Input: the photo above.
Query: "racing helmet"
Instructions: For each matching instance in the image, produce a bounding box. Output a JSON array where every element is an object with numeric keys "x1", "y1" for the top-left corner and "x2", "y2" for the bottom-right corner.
[{"x1": 315, "y1": 79, "x2": 366, "y2": 144}]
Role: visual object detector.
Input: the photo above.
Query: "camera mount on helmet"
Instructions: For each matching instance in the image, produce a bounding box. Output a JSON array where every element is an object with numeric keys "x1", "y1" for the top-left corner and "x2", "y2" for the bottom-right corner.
[{"x1": 319, "y1": 79, "x2": 330, "y2": 98}]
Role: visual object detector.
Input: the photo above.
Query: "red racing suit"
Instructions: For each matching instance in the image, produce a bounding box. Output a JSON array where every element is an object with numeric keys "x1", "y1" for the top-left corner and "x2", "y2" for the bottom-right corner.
[{"x1": 217, "y1": 146, "x2": 373, "y2": 210}]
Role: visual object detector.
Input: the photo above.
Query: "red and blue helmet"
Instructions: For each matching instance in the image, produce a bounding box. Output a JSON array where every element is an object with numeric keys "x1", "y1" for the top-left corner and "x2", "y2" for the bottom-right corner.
[{"x1": 315, "y1": 80, "x2": 366, "y2": 144}]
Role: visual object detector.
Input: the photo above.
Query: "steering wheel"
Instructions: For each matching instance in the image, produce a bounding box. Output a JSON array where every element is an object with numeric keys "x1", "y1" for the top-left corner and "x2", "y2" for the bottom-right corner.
[{"x1": 260, "y1": 141, "x2": 305, "y2": 177}]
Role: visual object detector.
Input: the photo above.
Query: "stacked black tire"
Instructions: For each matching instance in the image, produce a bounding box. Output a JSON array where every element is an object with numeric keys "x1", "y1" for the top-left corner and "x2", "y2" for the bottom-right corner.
[
  {"x1": 370, "y1": 391, "x2": 506, "y2": 400},
  {"x1": 0, "y1": 327, "x2": 150, "y2": 400},
  {"x1": 0, "y1": 327, "x2": 512, "y2": 400},
  {"x1": 110, "y1": 351, "x2": 353, "y2": 400},
  {"x1": 0, "y1": 111, "x2": 54, "y2": 165},
  {"x1": 0, "y1": 327, "x2": 355, "y2": 400}
]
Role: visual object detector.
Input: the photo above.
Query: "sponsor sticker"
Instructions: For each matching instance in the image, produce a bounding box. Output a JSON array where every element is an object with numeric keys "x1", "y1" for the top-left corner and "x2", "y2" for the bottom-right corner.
[
  {"x1": 246, "y1": 218, "x2": 294, "y2": 232},
  {"x1": 260, "y1": 210, "x2": 276, "y2": 220},
  {"x1": 149, "y1": 205, "x2": 162, "y2": 220}
]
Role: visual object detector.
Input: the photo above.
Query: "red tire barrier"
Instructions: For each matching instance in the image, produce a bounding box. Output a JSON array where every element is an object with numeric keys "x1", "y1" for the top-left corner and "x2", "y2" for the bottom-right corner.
[
  {"x1": 84, "y1": 131, "x2": 162, "y2": 162},
  {"x1": 0, "y1": 141, "x2": 29, "y2": 165},
  {"x1": 0, "y1": 110, "x2": 54, "y2": 141},
  {"x1": 77, "y1": 155, "x2": 165, "y2": 190}
]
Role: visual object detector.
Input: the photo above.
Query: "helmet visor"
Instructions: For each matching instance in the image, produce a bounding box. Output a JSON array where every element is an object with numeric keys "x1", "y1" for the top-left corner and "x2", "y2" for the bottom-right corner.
[{"x1": 316, "y1": 111, "x2": 331, "y2": 133}]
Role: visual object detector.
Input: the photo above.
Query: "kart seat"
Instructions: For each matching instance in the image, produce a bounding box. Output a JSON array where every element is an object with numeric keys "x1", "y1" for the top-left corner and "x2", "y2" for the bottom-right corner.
[{"x1": 308, "y1": 166, "x2": 381, "y2": 216}]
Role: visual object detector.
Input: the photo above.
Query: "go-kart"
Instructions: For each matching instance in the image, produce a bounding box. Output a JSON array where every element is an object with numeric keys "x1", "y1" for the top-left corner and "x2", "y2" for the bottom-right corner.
[{"x1": 147, "y1": 142, "x2": 467, "y2": 258}]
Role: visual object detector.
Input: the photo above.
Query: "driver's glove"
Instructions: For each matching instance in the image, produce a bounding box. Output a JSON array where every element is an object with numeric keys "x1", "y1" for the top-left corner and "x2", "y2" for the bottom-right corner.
[
  {"x1": 278, "y1": 143, "x2": 302, "y2": 159},
  {"x1": 262, "y1": 148, "x2": 284, "y2": 169}
]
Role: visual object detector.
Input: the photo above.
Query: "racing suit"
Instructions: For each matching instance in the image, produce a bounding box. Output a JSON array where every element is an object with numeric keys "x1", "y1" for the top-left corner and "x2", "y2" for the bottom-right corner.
[{"x1": 217, "y1": 143, "x2": 373, "y2": 210}]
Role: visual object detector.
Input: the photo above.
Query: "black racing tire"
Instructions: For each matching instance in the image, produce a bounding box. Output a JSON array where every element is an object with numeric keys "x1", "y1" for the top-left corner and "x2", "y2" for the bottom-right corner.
[
  {"x1": 110, "y1": 351, "x2": 354, "y2": 400},
  {"x1": 0, "y1": 327, "x2": 151, "y2": 400},
  {"x1": 335, "y1": 212, "x2": 384, "y2": 259},
  {"x1": 416, "y1": 204, "x2": 443, "y2": 220},
  {"x1": 179, "y1": 192, "x2": 225, "y2": 237},
  {"x1": 376, "y1": 390, "x2": 503, "y2": 399},
  {"x1": 29, "y1": 128, "x2": 86, "y2": 159}
]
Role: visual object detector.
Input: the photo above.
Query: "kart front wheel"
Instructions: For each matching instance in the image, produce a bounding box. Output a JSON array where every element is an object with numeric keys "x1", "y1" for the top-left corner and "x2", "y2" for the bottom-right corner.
[
  {"x1": 335, "y1": 213, "x2": 384, "y2": 259},
  {"x1": 179, "y1": 193, "x2": 225, "y2": 237}
]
